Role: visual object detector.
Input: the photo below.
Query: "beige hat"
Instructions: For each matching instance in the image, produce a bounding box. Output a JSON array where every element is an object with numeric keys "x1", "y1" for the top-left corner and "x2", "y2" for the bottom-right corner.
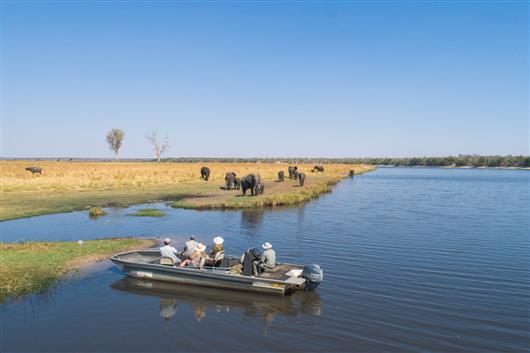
[
  {"x1": 213, "y1": 236, "x2": 224, "y2": 245},
  {"x1": 262, "y1": 242, "x2": 272, "y2": 250},
  {"x1": 195, "y1": 243, "x2": 206, "y2": 253}
]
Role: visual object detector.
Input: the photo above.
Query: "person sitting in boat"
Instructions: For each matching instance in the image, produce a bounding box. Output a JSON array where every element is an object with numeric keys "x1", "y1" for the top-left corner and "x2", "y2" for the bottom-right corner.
[
  {"x1": 205, "y1": 236, "x2": 224, "y2": 266},
  {"x1": 253, "y1": 242, "x2": 276, "y2": 276},
  {"x1": 182, "y1": 236, "x2": 198, "y2": 259},
  {"x1": 180, "y1": 243, "x2": 206, "y2": 267},
  {"x1": 160, "y1": 238, "x2": 181, "y2": 265}
]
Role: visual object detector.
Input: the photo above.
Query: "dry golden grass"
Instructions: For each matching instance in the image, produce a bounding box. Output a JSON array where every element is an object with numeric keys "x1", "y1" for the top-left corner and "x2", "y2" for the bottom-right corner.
[
  {"x1": 0, "y1": 161, "x2": 374, "y2": 220},
  {"x1": 0, "y1": 161, "x2": 368, "y2": 192}
]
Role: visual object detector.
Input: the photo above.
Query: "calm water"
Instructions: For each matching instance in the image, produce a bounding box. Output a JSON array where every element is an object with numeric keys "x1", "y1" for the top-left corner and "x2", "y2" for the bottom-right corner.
[{"x1": 1, "y1": 168, "x2": 529, "y2": 352}]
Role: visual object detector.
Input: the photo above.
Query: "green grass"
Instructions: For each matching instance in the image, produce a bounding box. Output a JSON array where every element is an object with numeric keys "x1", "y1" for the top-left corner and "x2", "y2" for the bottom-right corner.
[
  {"x1": 0, "y1": 238, "x2": 156, "y2": 302},
  {"x1": 88, "y1": 206, "x2": 107, "y2": 217},
  {"x1": 128, "y1": 208, "x2": 166, "y2": 217},
  {"x1": 0, "y1": 183, "x2": 219, "y2": 221}
]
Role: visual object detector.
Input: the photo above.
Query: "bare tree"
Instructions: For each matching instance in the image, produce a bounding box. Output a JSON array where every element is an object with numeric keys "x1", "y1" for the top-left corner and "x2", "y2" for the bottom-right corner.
[
  {"x1": 106, "y1": 128, "x2": 124, "y2": 160},
  {"x1": 146, "y1": 132, "x2": 170, "y2": 162}
]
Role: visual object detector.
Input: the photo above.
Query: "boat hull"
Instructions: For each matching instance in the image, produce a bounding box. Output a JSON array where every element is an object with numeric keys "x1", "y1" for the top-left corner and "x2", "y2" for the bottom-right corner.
[{"x1": 110, "y1": 250, "x2": 299, "y2": 296}]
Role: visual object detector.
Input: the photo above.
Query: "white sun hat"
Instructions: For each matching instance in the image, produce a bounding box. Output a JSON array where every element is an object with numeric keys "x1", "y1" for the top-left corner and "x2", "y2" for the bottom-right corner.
[
  {"x1": 164, "y1": 238, "x2": 171, "y2": 244},
  {"x1": 195, "y1": 243, "x2": 206, "y2": 252},
  {"x1": 262, "y1": 242, "x2": 272, "y2": 250},
  {"x1": 213, "y1": 236, "x2": 224, "y2": 245}
]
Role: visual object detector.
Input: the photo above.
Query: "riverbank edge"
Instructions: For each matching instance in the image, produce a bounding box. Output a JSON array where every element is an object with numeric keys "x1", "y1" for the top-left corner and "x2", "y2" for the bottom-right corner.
[
  {"x1": 1, "y1": 166, "x2": 375, "y2": 221},
  {"x1": 170, "y1": 168, "x2": 374, "y2": 210},
  {"x1": 0, "y1": 238, "x2": 157, "y2": 303}
]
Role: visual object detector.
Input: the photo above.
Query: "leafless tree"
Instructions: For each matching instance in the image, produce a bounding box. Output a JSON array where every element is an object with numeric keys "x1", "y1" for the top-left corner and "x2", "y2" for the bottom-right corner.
[
  {"x1": 146, "y1": 132, "x2": 170, "y2": 162},
  {"x1": 106, "y1": 128, "x2": 124, "y2": 160}
]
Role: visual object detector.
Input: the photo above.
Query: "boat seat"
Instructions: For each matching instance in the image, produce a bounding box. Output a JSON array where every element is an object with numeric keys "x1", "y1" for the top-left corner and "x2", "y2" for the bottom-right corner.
[{"x1": 160, "y1": 257, "x2": 175, "y2": 266}]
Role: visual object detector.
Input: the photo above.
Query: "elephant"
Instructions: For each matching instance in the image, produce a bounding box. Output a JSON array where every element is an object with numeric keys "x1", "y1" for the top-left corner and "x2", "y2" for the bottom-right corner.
[
  {"x1": 348, "y1": 170, "x2": 355, "y2": 177},
  {"x1": 288, "y1": 166, "x2": 298, "y2": 179},
  {"x1": 225, "y1": 172, "x2": 237, "y2": 190},
  {"x1": 311, "y1": 165, "x2": 325, "y2": 173},
  {"x1": 298, "y1": 172, "x2": 306, "y2": 186},
  {"x1": 200, "y1": 167, "x2": 210, "y2": 181},
  {"x1": 277, "y1": 171, "x2": 285, "y2": 182},
  {"x1": 234, "y1": 177, "x2": 241, "y2": 190},
  {"x1": 25, "y1": 167, "x2": 42, "y2": 174},
  {"x1": 294, "y1": 171, "x2": 306, "y2": 186},
  {"x1": 241, "y1": 174, "x2": 265, "y2": 196}
]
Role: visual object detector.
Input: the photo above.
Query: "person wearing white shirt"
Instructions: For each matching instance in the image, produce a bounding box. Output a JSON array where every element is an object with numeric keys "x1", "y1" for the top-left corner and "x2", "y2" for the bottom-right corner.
[{"x1": 160, "y1": 238, "x2": 180, "y2": 265}]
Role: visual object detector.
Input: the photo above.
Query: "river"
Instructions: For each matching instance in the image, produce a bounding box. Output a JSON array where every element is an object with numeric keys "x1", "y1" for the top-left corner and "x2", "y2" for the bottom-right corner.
[{"x1": 1, "y1": 168, "x2": 529, "y2": 352}]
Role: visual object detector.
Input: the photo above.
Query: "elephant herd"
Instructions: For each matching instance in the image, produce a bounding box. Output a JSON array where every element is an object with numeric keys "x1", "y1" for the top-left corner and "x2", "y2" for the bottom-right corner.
[
  {"x1": 199, "y1": 164, "x2": 323, "y2": 196},
  {"x1": 199, "y1": 167, "x2": 264, "y2": 196}
]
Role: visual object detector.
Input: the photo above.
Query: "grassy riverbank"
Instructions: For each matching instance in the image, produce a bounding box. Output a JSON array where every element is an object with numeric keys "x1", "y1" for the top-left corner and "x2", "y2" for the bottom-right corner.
[
  {"x1": 0, "y1": 161, "x2": 374, "y2": 221},
  {"x1": 0, "y1": 238, "x2": 157, "y2": 302}
]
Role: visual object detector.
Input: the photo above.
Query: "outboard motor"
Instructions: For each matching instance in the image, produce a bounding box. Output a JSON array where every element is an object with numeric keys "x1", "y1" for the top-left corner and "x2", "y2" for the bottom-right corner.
[
  {"x1": 242, "y1": 248, "x2": 261, "y2": 276},
  {"x1": 302, "y1": 264, "x2": 324, "y2": 290}
]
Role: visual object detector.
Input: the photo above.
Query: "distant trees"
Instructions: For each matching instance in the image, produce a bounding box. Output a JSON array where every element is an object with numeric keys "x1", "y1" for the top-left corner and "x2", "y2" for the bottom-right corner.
[
  {"x1": 146, "y1": 132, "x2": 170, "y2": 162},
  {"x1": 106, "y1": 128, "x2": 124, "y2": 160}
]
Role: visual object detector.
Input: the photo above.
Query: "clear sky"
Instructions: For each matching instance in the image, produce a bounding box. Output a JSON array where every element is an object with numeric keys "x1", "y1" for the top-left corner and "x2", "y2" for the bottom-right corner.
[{"x1": 1, "y1": 1, "x2": 528, "y2": 158}]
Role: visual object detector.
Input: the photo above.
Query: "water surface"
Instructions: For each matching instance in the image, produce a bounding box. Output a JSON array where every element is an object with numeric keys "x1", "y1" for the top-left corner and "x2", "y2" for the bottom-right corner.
[{"x1": 1, "y1": 168, "x2": 529, "y2": 352}]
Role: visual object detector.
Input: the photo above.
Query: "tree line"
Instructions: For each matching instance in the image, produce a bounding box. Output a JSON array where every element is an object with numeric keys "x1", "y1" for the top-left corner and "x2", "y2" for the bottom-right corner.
[
  {"x1": 162, "y1": 155, "x2": 530, "y2": 168},
  {"x1": 103, "y1": 130, "x2": 528, "y2": 167}
]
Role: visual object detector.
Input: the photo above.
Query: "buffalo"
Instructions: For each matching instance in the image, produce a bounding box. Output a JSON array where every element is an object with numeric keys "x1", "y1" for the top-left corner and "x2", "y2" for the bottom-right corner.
[
  {"x1": 241, "y1": 174, "x2": 265, "y2": 196},
  {"x1": 25, "y1": 167, "x2": 42, "y2": 175},
  {"x1": 288, "y1": 166, "x2": 298, "y2": 179},
  {"x1": 200, "y1": 167, "x2": 210, "y2": 181},
  {"x1": 225, "y1": 172, "x2": 237, "y2": 190},
  {"x1": 348, "y1": 170, "x2": 355, "y2": 177},
  {"x1": 277, "y1": 170, "x2": 285, "y2": 182},
  {"x1": 311, "y1": 165, "x2": 325, "y2": 173}
]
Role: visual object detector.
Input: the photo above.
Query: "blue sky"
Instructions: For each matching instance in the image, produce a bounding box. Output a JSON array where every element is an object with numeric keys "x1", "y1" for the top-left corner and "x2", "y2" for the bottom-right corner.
[{"x1": 2, "y1": 1, "x2": 528, "y2": 158}]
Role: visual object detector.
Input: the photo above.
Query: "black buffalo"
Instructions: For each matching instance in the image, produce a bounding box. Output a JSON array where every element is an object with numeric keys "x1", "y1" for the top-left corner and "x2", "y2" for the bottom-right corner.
[
  {"x1": 348, "y1": 170, "x2": 355, "y2": 177},
  {"x1": 25, "y1": 167, "x2": 42, "y2": 175},
  {"x1": 234, "y1": 177, "x2": 241, "y2": 190},
  {"x1": 225, "y1": 172, "x2": 237, "y2": 190},
  {"x1": 277, "y1": 171, "x2": 285, "y2": 182},
  {"x1": 200, "y1": 167, "x2": 210, "y2": 181},
  {"x1": 311, "y1": 165, "x2": 325, "y2": 173},
  {"x1": 241, "y1": 174, "x2": 265, "y2": 196},
  {"x1": 288, "y1": 166, "x2": 298, "y2": 179}
]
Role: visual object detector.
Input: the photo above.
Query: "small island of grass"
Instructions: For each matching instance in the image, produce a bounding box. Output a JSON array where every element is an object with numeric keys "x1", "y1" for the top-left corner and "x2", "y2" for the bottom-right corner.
[
  {"x1": 128, "y1": 208, "x2": 166, "y2": 217},
  {"x1": 0, "y1": 238, "x2": 157, "y2": 302}
]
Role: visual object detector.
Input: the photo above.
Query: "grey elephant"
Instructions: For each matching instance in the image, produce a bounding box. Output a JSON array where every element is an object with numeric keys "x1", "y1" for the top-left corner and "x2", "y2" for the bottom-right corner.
[
  {"x1": 241, "y1": 174, "x2": 265, "y2": 196},
  {"x1": 288, "y1": 166, "x2": 298, "y2": 179},
  {"x1": 225, "y1": 172, "x2": 237, "y2": 190},
  {"x1": 200, "y1": 167, "x2": 210, "y2": 181},
  {"x1": 234, "y1": 177, "x2": 241, "y2": 190},
  {"x1": 277, "y1": 171, "x2": 285, "y2": 182},
  {"x1": 298, "y1": 172, "x2": 306, "y2": 186}
]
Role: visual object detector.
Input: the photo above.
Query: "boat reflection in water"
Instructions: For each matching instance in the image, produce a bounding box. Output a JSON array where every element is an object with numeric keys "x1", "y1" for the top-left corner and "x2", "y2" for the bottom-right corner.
[{"x1": 111, "y1": 277, "x2": 322, "y2": 326}]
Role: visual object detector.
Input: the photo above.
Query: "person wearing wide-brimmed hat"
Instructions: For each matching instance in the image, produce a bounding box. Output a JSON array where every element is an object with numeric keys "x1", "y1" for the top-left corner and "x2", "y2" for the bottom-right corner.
[
  {"x1": 180, "y1": 243, "x2": 206, "y2": 267},
  {"x1": 253, "y1": 242, "x2": 276, "y2": 276},
  {"x1": 205, "y1": 236, "x2": 225, "y2": 266}
]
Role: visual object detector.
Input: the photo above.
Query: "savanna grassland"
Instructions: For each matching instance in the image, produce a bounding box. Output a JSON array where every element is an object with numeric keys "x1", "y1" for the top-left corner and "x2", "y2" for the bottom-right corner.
[{"x1": 0, "y1": 161, "x2": 374, "y2": 221}]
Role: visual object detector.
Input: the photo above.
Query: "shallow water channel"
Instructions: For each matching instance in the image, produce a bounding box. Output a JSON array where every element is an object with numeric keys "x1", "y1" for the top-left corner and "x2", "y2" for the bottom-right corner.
[{"x1": 1, "y1": 168, "x2": 529, "y2": 352}]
